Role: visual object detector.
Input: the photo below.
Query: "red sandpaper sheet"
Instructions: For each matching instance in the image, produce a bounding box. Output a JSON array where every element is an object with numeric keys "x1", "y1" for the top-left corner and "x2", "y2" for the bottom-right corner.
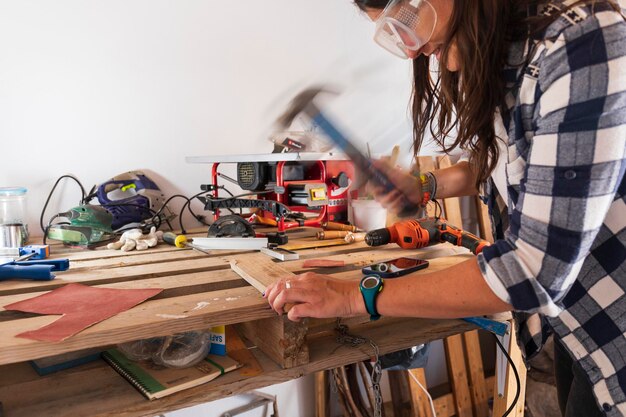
[
  {"x1": 4, "y1": 283, "x2": 162, "y2": 342},
  {"x1": 302, "y1": 259, "x2": 345, "y2": 268}
]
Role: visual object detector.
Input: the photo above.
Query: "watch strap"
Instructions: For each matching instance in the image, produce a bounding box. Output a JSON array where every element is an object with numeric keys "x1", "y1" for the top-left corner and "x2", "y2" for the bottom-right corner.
[{"x1": 360, "y1": 275, "x2": 384, "y2": 321}]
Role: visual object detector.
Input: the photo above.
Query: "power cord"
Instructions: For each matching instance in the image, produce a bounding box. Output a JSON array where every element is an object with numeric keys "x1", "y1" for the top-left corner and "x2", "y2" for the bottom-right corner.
[
  {"x1": 39, "y1": 174, "x2": 87, "y2": 233},
  {"x1": 494, "y1": 334, "x2": 521, "y2": 417}
]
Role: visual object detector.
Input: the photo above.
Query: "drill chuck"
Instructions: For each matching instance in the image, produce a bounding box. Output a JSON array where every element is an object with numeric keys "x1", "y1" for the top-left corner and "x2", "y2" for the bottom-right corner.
[{"x1": 365, "y1": 228, "x2": 391, "y2": 247}]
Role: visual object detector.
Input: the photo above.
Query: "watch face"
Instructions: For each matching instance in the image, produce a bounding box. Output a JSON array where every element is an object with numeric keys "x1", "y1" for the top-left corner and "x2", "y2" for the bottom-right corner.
[{"x1": 362, "y1": 275, "x2": 380, "y2": 289}]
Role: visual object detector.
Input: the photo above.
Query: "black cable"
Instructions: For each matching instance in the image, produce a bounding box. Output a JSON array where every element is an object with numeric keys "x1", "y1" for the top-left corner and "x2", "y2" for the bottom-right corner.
[
  {"x1": 214, "y1": 186, "x2": 239, "y2": 215},
  {"x1": 39, "y1": 175, "x2": 87, "y2": 233},
  {"x1": 493, "y1": 334, "x2": 521, "y2": 417},
  {"x1": 179, "y1": 190, "x2": 210, "y2": 234},
  {"x1": 42, "y1": 214, "x2": 69, "y2": 245}
]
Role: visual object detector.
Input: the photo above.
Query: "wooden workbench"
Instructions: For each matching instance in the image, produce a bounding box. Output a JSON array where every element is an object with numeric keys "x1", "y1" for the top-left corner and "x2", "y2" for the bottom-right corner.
[{"x1": 0, "y1": 229, "x2": 521, "y2": 417}]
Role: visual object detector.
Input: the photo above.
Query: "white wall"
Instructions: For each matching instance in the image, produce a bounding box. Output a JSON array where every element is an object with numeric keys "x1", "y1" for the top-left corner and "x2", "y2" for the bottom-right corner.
[
  {"x1": 0, "y1": 2, "x2": 444, "y2": 416},
  {"x1": 0, "y1": 0, "x2": 423, "y2": 236}
]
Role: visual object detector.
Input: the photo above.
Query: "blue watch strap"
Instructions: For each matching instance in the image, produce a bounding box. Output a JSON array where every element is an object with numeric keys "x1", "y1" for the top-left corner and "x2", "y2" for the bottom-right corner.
[{"x1": 360, "y1": 275, "x2": 384, "y2": 321}]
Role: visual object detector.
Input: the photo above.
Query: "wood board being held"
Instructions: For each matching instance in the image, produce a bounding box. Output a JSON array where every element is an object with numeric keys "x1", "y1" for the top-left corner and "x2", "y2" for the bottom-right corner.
[{"x1": 230, "y1": 255, "x2": 295, "y2": 294}]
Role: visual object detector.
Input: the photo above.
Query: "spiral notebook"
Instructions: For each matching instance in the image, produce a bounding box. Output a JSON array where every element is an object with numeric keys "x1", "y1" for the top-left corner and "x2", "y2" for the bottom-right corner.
[{"x1": 102, "y1": 348, "x2": 241, "y2": 400}]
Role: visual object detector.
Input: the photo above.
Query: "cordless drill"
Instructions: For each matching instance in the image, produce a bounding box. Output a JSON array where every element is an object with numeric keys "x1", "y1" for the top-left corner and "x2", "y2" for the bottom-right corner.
[{"x1": 365, "y1": 217, "x2": 490, "y2": 255}]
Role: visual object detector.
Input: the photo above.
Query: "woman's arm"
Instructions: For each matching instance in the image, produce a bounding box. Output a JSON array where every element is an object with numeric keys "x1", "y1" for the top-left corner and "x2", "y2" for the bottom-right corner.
[
  {"x1": 264, "y1": 257, "x2": 512, "y2": 322},
  {"x1": 431, "y1": 160, "x2": 478, "y2": 199},
  {"x1": 370, "y1": 159, "x2": 478, "y2": 214}
]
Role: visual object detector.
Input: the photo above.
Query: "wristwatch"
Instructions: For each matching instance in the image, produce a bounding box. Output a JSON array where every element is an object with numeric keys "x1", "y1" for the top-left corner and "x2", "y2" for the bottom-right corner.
[{"x1": 360, "y1": 275, "x2": 384, "y2": 321}]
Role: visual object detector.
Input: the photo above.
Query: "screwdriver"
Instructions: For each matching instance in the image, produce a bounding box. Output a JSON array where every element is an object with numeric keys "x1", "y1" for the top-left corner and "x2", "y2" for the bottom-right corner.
[{"x1": 162, "y1": 232, "x2": 211, "y2": 255}]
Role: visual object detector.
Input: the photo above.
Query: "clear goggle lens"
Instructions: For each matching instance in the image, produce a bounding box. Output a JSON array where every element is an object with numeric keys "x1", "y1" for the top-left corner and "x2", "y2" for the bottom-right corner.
[{"x1": 373, "y1": 0, "x2": 437, "y2": 59}]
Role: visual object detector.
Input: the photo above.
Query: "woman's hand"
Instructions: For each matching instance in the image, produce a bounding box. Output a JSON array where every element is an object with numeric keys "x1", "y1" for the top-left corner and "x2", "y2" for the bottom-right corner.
[
  {"x1": 264, "y1": 272, "x2": 366, "y2": 322},
  {"x1": 366, "y1": 159, "x2": 424, "y2": 215}
]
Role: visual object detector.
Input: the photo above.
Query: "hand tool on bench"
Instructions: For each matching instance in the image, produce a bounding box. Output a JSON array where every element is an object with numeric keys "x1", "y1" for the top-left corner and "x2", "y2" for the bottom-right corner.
[
  {"x1": 0, "y1": 244, "x2": 50, "y2": 260},
  {"x1": 276, "y1": 87, "x2": 420, "y2": 217},
  {"x1": 162, "y1": 232, "x2": 212, "y2": 255},
  {"x1": 0, "y1": 258, "x2": 69, "y2": 281}
]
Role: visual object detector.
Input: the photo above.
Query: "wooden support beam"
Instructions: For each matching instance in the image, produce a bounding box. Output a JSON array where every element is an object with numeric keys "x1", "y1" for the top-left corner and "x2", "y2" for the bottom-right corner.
[
  {"x1": 407, "y1": 368, "x2": 434, "y2": 417},
  {"x1": 444, "y1": 334, "x2": 473, "y2": 417},
  {"x1": 235, "y1": 315, "x2": 309, "y2": 369},
  {"x1": 388, "y1": 370, "x2": 412, "y2": 417},
  {"x1": 463, "y1": 330, "x2": 489, "y2": 417}
]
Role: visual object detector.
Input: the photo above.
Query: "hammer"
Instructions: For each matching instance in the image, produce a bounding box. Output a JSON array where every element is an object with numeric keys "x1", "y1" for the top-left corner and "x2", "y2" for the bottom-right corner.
[{"x1": 276, "y1": 87, "x2": 420, "y2": 217}]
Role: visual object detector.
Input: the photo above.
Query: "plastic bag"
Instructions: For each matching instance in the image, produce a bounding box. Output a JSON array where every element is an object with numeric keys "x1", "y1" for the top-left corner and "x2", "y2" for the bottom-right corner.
[{"x1": 118, "y1": 331, "x2": 211, "y2": 369}]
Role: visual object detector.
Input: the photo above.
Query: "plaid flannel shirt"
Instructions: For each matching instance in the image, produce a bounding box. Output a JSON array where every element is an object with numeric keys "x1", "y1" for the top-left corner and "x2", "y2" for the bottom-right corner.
[{"x1": 475, "y1": 1, "x2": 626, "y2": 414}]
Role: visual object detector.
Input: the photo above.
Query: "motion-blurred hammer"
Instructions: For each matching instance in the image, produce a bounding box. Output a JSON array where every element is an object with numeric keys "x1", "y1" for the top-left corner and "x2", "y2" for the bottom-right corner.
[{"x1": 276, "y1": 87, "x2": 419, "y2": 217}]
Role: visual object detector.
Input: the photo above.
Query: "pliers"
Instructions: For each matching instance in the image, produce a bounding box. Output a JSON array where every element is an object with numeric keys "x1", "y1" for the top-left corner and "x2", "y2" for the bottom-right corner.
[{"x1": 0, "y1": 259, "x2": 70, "y2": 281}]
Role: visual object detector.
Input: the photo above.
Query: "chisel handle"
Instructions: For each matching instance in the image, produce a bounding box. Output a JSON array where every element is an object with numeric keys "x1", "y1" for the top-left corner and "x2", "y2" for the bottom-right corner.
[
  {"x1": 323, "y1": 222, "x2": 357, "y2": 232},
  {"x1": 163, "y1": 232, "x2": 188, "y2": 248}
]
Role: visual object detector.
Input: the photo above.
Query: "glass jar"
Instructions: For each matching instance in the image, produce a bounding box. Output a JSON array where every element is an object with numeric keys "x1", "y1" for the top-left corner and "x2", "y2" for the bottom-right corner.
[{"x1": 0, "y1": 187, "x2": 27, "y2": 225}]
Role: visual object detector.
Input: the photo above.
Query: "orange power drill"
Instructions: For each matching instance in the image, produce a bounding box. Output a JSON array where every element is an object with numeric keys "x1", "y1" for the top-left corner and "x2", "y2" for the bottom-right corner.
[{"x1": 364, "y1": 217, "x2": 490, "y2": 255}]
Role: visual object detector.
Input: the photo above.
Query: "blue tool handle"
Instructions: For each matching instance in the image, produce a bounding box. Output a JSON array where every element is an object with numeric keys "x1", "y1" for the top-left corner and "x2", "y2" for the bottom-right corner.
[
  {"x1": 312, "y1": 112, "x2": 418, "y2": 217},
  {"x1": 463, "y1": 317, "x2": 508, "y2": 337},
  {"x1": 0, "y1": 264, "x2": 55, "y2": 281},
  {"x1": 15, "y1": 259, "x2": 70, "y2": 272}
]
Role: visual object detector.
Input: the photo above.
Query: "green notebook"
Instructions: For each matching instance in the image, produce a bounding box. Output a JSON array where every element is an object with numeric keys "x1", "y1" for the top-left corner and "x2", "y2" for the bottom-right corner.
[{"x1": 102, "y1": 348, "x2": 241, "y2": 400}]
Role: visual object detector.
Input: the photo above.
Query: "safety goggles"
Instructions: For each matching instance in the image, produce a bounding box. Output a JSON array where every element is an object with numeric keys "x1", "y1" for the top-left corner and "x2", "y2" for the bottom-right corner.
[{"x1": 373, "y1": 0, "x2": 437, "y2": 59}]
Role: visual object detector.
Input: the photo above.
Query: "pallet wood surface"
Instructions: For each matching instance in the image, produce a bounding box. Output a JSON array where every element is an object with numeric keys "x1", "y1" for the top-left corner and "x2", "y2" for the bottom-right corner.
[{"x1": 0, "y1": 230, "x2": 487, "y2": 417}]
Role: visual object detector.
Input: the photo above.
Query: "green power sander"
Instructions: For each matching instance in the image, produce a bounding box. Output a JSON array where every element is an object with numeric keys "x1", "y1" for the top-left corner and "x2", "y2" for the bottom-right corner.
[{"x1": 47, "y1": 205, "x2": 115, "y2": 248}]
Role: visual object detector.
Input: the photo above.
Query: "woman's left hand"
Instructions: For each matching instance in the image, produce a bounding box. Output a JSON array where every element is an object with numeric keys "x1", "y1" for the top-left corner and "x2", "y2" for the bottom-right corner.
[{"x1": 264, "y1": 272, "x2": 365, "y2": 322}]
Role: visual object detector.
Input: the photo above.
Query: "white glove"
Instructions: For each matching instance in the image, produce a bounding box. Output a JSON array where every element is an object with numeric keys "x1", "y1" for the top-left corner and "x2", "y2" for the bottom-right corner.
[{"x1": 107, "y1": 227, "x2": 163, "y2": 252}]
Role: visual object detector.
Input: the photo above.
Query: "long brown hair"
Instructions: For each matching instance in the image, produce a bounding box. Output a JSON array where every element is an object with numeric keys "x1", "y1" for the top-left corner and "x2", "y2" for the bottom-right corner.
[{"x1": 354, "y1": 0, "x2": 623, "y2": 188}]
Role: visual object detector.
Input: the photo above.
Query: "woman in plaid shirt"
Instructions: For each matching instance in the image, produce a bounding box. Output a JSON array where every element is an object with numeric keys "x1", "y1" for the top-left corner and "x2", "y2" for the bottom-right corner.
[{"x1": 266, "y1": 1, "x2": 626, "y2": 415}]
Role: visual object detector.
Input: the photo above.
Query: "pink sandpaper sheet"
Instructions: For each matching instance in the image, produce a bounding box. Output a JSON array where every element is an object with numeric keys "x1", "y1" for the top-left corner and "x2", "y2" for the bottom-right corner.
[{"x1": 4, "y1": 283, "x2": 163, "y2": 342}]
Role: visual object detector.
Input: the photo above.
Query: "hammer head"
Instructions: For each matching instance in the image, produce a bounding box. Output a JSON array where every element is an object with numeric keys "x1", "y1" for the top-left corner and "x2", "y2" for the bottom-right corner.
[{"x1": 275, "y1": 86, "x2": 335, "y2": 130}]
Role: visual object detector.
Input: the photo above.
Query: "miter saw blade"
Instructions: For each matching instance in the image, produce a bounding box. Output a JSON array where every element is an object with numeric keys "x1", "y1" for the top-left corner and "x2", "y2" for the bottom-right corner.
[{"x1": 207, "y1": 215, "x2": 256, "y2": 238}]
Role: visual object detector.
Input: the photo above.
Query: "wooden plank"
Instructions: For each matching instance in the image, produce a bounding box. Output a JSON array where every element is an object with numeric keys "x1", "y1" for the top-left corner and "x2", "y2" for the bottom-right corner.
[
  {"x1": 0, "y1": 317, "x2": 476, "y2": 417},
  {"x1": 433, "y1": 391, "x2": 456, "y2": 417},
  {"x1": 407, "y1": 368, "x2": 434, "y2": 417},
  {"x1": 444, "y1": 334, "x2": 473, "y2": 417},
  {"x1": 475, "y1": 197, "x2": 494, "y2": 243},
  {"x1": 230, "y1": 254, "x2": 294, "y2": 293},
  {"x1": 0, "y1": 286, "x2": 272, "y2": 366},
  {"x1": 0, "y1": 268, "x2": 247, "y2": 312},
  {"x1": 0, "y1": 256, "x2": 235, "y2": 296},
  {"x1": 492, "y1": 321, "x2": 527, "y2": 417},
  {"x1": 0, "y1": 241, "x2": 440, "y2": 297},
  {"x1": 463, "y1": 330, "x2": 489, "y2": 417},
  {"x1": 0, "y1": 253, "x2": 473, "y2": 366}
]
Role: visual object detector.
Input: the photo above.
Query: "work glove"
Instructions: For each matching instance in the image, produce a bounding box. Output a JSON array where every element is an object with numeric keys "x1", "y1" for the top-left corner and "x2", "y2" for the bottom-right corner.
[{"x1": 107, "y1": 227, "x2": 163, "y2": 252}]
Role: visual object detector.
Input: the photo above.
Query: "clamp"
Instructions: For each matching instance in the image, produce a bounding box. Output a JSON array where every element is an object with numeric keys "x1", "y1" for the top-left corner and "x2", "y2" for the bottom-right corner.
[{"x1": 0, "y1": 258, "x2": 70, "y2": 281}]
